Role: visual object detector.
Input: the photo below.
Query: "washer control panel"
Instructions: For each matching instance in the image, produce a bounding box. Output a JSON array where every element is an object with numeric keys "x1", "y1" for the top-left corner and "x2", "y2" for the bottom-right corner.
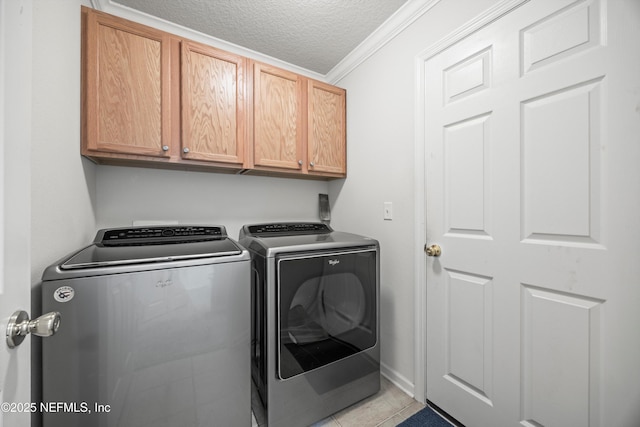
[{"x1": 98, "y1": 226, "x2": 225, "y2": 246}]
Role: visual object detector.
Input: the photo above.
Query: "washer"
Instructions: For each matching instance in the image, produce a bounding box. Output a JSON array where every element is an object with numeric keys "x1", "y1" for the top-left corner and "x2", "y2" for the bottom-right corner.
[
  {"x1": 40, "y1": 225, "x2": 250, "y2": 427},
  {"x1": 239, "y1": 222, "x2": 380, "y2": 427}
]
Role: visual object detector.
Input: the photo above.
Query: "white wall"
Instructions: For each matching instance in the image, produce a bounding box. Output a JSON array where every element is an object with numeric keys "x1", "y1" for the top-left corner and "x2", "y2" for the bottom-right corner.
[
  {"x1": 31, "y1": 0, "x2": 96, "y2": 285},
  {"x1": 329, "y1": 0, "x2": 502, "y2": 394},
  {"x1": 29, "y1": 2, "x2": 95, "y2": 426},
  {"x1": 96, "y1": 166, "x2": 329, "y2": 239}
]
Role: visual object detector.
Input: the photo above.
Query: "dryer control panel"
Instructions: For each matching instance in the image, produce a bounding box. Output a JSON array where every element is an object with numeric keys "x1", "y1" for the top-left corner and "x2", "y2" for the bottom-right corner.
[{"x1": 242, "y1": 222, "x2": 332, "y2": 238}]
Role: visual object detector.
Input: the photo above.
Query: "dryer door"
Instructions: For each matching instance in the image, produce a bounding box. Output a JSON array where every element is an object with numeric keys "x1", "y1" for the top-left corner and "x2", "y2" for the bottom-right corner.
[{"x1": 276, "y1": 247, "x2": 377, "y2": 380}]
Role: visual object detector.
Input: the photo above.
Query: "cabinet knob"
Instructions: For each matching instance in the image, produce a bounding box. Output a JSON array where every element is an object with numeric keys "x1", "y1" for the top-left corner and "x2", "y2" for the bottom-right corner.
[
  {"x1": 298, "y1": 160, "x2": 303, "y2": 166},
  {"x1": 162, "y1": 145, "x2": 169, "y2": 152},
  {"x1": 183, "y1": 147, "x2": 190, "y2": 154},
  {"x1": 309, "y1": 162, "x2": 315, "y2": 167}
]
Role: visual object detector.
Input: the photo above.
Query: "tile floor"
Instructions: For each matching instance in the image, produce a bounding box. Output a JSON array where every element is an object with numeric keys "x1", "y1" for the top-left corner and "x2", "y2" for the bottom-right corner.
[{"x1": 252, "y1": 376, "x2": 429, "y2": 427}]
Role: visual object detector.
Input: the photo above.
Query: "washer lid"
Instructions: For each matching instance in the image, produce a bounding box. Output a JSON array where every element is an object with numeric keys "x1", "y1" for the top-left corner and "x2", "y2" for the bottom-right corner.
[
  {"x1": 59, "y1": 225, "x2": 243, "y2": 270},
  {"x1": 59, "y1": 239, "x2": 243, "y2": 270}
]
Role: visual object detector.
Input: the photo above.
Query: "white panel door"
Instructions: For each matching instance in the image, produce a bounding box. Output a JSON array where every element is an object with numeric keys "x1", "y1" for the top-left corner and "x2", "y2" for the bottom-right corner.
[{"x1": 424, "y1": 0, "x2": 640, "y2": 426}]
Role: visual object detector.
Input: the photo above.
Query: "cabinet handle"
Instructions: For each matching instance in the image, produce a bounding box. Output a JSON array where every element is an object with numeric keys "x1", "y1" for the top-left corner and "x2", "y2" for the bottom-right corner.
[
  {"x1": 162, "y1": 145, "x2": 169, "y2": 152},
  {"x1": 298, "y1": 160, "x2": 303, "y2": 166},
  {"x1": 183, "y1": 147, "x2": 190, "y2": 154},
  {"x1": 309, "y1": 162, "x2": 315, "y2": 168}
]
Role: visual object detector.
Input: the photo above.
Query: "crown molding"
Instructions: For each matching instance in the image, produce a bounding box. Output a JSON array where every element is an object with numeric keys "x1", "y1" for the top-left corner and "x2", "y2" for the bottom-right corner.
[{"x1": 325, "y1": 0, "x2": 442, "y2": 84}]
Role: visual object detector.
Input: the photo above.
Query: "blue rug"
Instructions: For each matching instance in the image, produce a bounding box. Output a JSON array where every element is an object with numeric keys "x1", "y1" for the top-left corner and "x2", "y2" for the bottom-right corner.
[{"x1": 397, "y1": 405, "x2": 452, "y2": 427}]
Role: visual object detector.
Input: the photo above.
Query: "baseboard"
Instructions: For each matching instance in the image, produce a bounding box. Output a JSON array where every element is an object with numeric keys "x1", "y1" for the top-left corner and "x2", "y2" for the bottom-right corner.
[{"x1": 381, "y1": 361, "x2": 415, "y2": 398}]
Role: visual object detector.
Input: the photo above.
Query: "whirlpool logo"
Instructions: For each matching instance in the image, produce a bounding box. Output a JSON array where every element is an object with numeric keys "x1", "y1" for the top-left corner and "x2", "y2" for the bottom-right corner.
[{"x1": 328, "y1": 259, "x2": 340, "y2": 266}]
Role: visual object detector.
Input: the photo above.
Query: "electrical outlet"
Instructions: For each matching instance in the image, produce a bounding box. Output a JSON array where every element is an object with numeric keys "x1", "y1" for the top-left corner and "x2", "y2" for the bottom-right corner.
[{"x1": 383, "y1": 202, "x2": 393, "y2": 220}]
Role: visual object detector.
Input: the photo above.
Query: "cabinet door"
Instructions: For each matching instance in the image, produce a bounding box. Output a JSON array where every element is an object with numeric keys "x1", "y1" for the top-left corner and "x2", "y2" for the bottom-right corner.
[
  {"x1": 307, "y1": 80, "x2": 346, "y2": 176},
  {"x1": 253, "y1": 63, "x2": 304, "y2": 171},
  {"x1": 181, "y1": 41, "x2": 245, "y2": 165},
  {"x1": 83, "y1": 8, "x2": 172, "y2": 158}
]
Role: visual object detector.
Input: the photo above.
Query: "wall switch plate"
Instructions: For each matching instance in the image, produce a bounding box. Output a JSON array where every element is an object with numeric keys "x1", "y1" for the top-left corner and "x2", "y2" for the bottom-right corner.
[{"x1": 383, "y1": 202, "x2": 393, "y2": 220}]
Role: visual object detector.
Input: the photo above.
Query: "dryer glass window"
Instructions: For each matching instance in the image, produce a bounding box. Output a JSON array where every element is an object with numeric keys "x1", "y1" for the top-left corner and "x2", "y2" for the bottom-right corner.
[{"x1": 277, "y1": 248, "x2": 377, "y2": 379}]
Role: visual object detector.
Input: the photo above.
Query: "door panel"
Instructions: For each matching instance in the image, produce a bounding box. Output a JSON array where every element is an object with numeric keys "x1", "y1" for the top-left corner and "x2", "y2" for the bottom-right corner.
[
  {"x1": 425, "y1": 0, "x2": 640, "y2": 426},
  {"x1": 444, "y1": 270, "x2": 494, "y2": 405},
  {"x1": 521, "y1": 78, "x2": 603, "y2": 244},
  {"x1": 444, "y1": 113, "x2": 492, "y2": 237},
  {"x1": 520, "y1": 0, "x2": 602, "y2": 75},
  {"x1": 521, "y1": 285, "x2": 603, "y2": 427}
]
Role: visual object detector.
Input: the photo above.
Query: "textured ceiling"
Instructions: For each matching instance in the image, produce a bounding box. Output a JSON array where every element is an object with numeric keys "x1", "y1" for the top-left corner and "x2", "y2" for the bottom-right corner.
[{"x1": 113, "y1": 0, "x2": 409, "y2": 74}]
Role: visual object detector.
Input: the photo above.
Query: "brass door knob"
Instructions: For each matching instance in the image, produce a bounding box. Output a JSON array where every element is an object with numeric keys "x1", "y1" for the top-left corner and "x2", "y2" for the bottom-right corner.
[{"x1": 425, "y1": 244, "x2": 442, "y2": 257}]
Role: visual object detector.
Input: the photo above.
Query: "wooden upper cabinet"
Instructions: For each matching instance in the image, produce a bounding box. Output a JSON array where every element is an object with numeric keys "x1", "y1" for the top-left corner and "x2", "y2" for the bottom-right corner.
[
  {"x1": 81, "y1": 7, "x2": 345, "y2": 178},
  {"x1": 251, "y1": 62, "x2": 347, "y2": 177},
  {"x1": 181, "y1": 41, "x2": 245, "y2": 165},
  {"x1": 307, "y1": 80, "x2": 346, "y2": 176},
  {"x1": 252, "y1": 62, "x2": 304, "y2": 171},
  {"x1": 82, "y1": 7, "x2": 172, "y2": 158}
]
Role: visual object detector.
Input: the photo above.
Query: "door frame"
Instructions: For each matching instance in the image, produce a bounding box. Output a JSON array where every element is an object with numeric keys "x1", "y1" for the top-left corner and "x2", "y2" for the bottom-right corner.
[
  {"x1": 412, "y1": 0, "x2": 529, "y2": 404},
  {"x1": 0, "y1": 0, "x2": 5, "y2": 284}
]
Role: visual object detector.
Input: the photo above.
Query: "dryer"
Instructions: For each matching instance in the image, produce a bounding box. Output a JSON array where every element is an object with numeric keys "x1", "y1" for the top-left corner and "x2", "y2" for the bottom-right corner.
[{"x1": 239, "y1": 222, "x2": 380, "y2": 427}]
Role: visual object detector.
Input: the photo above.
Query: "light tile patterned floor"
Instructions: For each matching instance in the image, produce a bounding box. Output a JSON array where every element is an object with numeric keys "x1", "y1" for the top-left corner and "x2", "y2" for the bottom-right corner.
[{"x1": 310, "y1": 376, "x2": 425, "y2": 427}]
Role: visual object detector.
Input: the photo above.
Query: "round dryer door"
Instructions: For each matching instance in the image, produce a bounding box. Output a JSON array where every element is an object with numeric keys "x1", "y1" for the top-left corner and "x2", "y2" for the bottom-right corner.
[{"x1": 276, "y1": 248, "x2": 377, "y2": 379}]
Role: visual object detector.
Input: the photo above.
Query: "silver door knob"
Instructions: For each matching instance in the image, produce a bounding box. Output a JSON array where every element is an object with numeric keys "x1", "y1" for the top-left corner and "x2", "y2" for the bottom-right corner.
[
  {"x1": 6, "y1": 310, "x2": 61, "y2": 348},
  {"x1": 162, "y1": 145, "x2": 169, "y2": 152},
  {"x1": 310, "y1": 162, "x2": 315, "y2": 167},
  {"x1": 183, "y1": 147, "x2": 190, "y2": 154},
  {"x1": 425, "y1": 244, "x2": 442, "y2": 257}
]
